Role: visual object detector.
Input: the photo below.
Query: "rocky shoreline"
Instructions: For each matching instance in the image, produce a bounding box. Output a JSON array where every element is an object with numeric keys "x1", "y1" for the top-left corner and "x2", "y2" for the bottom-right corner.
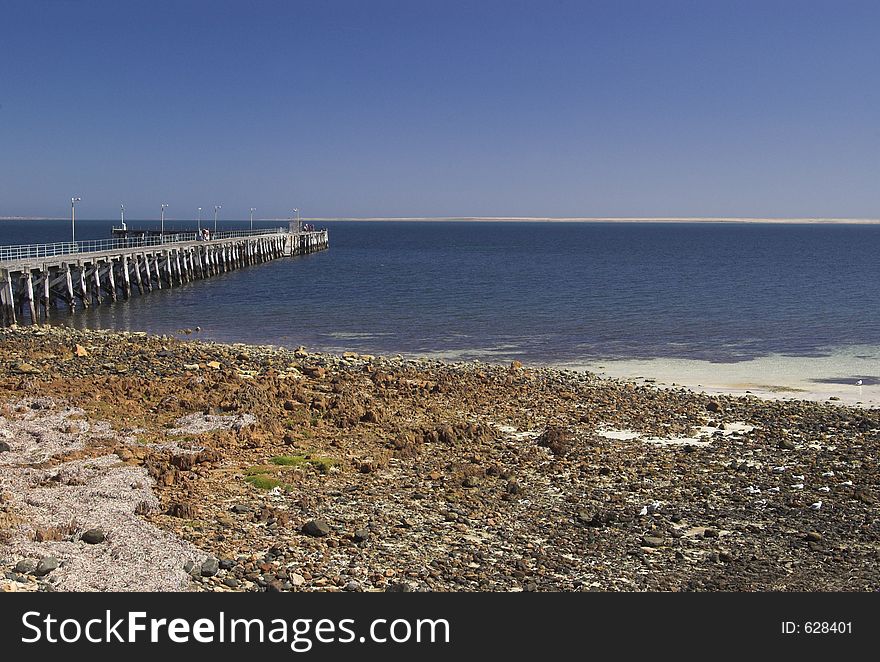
[{"x1": 1, "y1": 326, "x2": 878, "y2": 591}]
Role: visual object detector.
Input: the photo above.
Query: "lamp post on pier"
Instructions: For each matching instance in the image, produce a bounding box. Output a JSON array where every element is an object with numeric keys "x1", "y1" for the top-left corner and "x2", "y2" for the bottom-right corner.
[
  {"x1": 70, "y1": 196, "x2": 81, "y2": 246},
  {"x1": 160, "y1": 203, "x2": 169, "y2": 237},
  {"x1": 120, "y1": 204, "x2": 126, "y2": 231},
  {"x1": 293, "y1": 208, "x2": 300, "y2": 233},
  {"x1": 213, "y1": 205, "x2": 222, "y2": 234},
  {"x1": 197, "y1": 207, "x2": 202, "y2": 232},
  {"x1": 250, "y1": 208, "x2": 256, "y2": 232}
]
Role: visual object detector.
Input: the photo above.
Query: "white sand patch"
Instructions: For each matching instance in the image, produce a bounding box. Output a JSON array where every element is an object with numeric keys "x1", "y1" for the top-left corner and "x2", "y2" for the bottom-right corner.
[
  {"x1": 168, "y1": 412, "x2": 256, "y2": 436},
  {"x1": 561, "y1": 346, "x2": 880, "y2": 407},
  {"x1": 0, "y1": 399, "x2": 113, "y2": 465},
  {"x1": 0, "y1": 399, "x2": 207, "y2": 592},
  {"x1": 2, "y1": 456, "x2": 204, "y2": 591},
  {"x1": 597, "y1": 429, "x2": 642, "y2": 441}
]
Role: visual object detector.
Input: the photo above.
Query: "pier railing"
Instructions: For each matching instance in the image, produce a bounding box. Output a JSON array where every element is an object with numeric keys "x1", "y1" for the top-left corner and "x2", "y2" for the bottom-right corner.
[{"x1": 0, "y1": 227, "x2": 291, "y2": 263}]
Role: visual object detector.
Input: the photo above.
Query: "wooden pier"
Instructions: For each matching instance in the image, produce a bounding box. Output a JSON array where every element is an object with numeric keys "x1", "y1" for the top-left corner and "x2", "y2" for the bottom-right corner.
[{"x1": 0, "y1": 228, "x2": 328, "y2": 326}]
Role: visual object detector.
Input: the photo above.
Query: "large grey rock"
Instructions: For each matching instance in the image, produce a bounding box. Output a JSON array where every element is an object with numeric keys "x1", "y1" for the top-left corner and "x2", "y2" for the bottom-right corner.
[
  {"x1": 302, "y1": 519, "x2": 331, "y2": 537},
  {"x1": 34, "y1": 557, "x2": 59, "y2": 577},
  {"x1": 81, "y1": 528, "x2": 105, "y2": 544},
  {"x1": 14, "y1": 559, "x2": 36, "y2": 575},
  {"x1": 200, "y1": 558, "x2": 220, "y2": 577}
]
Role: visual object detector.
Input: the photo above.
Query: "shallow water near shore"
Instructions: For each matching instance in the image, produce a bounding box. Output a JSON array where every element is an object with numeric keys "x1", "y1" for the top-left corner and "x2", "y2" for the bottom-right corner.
[{"x1": 4, "y1": 219, "x2": 880, "y2": 398}]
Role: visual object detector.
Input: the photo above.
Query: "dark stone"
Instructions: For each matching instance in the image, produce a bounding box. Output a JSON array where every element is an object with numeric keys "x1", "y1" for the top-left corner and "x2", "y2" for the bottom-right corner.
[
  {"x1": 353, "y1": 528, "x2": 370, "y2": 543},
  {"x1": 266, "y1": 580, "x2": 285, "y2": 592},
  {"x1": 200, "y1": 558, "x2": 220, "y2": 577},
  {"x1": 302, "y1": 519, "x2": 331, "y2": 537},
  {"x1": 641, "y1": 536, "x2": 666, "y2": 548},
  {"x1": 0, "y1": 441, "x2": 11, "y2": 453},
  {"x1": 385, "y1": 582, "x2": 412, "y2": 592},
  {"x1": 183, "y1": 560, "x2": 195, "y2": 574},
  {"x1": 223, "y1": 578, "x2": 240, "y2": 589},
  {"x1": 34, "y1": 557, "x2": 59, "y2": 577},
  {"x1": 806, "y1": 531, "x2": 823, "y2": 542},
  {"x1": 703, "y1": 528, "x2": 719, "y2": 538},
  {"x1": 219, "y1": 559, "x2": 235, "y2": 570},
  {"x1": 778, "y1": 439, "x2": 796, "y2": 450},
  {"x1": 14, "y1": 559, "x2": 36, "y2": 575},
  {"x1": 81, "y1": 528, "x2": 105, "y2": 544},
  {"x1": 706, "y1": 401, "x2": 721, "y2": 413}
]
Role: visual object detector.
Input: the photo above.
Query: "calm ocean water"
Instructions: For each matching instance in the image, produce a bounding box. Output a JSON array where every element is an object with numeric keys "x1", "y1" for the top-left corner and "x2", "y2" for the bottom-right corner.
[{"x1": 2, "y1": 220, "x2": 879, "y2": 364}]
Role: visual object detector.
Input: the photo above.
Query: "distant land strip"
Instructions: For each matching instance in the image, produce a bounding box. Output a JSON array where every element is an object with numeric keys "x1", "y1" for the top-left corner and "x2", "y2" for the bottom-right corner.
[
  {"x1": 4, "y1": 216, "x2": 880, "y2": 224},
  {"x1": 297, "y1": 216, "x2": 880, "y2": 224}
]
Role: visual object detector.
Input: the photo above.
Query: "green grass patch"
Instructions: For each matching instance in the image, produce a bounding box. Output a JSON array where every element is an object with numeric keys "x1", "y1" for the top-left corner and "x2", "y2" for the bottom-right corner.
[
  {"x1": 244, "y1": 474, "x2": 289, "y2": 491},
  {"x1": 244, "y1": 465, "x2": 281, "y2": 476}
]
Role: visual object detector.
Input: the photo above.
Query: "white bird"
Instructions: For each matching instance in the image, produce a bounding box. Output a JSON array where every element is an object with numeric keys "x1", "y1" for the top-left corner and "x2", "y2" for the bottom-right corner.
[
  {"x1": 768, "y1": 486, "x2": 780, "y2": 493},
  {"x1": 772, "y1": 466, "x2": 787, "y2": 473},
  {"x1": 755, "y1": 499, "x2": 767, "y2": 506},
  {"x1": 791, "y1": 483, "x2": 804, "y2": 489},
  {"x1": 840, "y1": 480, "x2": 853, "y2": 486},
  {"x1": 818, "y1": 486, "x2": 831, "y2": 493},
  {"x1": 746, "y1": 486, "x2": 761, "y2": 494},
  {"x1": 638, "y1": 506, "x2": 648, "y2": 516},
  {"x1": 792, "y1": 474, "x2": 804, "y2": 480},
  {"x1": 857, "y1": 380, "x2": 863, "y2": 386},
  {"x1": 810, "y1": 501, "x2": 822, "y2": 510},
  {"x1": 821, "y1": 471, "x2": 835, "y2": 477}
]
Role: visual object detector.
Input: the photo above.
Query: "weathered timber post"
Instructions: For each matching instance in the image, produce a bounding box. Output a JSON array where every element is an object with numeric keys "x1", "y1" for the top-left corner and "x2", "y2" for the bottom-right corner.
[
  {"x1": 77, "y1": 263, "x2": 90, "y2": 308},
  {"x1": 0, "y1": 268, "x2": 16, "y2": 325},
  {"x1": 163, "y1": 251, "x2": 173, "y2": 287},
  {"x1": 22, "y1": 270, "x2": 37, "y2": 324},
  {"x1": 40, "y1": 268, "x2": 50, "y2": 320},
  {"x1": 92, "y1": 264, "x2": 103, "y2": 305},
  {"x1": 121, "y1": 255, "x2": 132, "y2": 299},
  {"x1": 174, "y1": 250, "x2": 184, "y2": 284},
  {"x1": 106, "y1": 260, "x2": 118, "y2": 302},
  {"x1": 64, "y1": 263, "x2": 76, "y2": 312},
  {"x1": 150, "y1": 253, "x2": 161, "y2": 290},
  {"x1": 133, "y1": 255, "x2": 144, "y2": 294}
]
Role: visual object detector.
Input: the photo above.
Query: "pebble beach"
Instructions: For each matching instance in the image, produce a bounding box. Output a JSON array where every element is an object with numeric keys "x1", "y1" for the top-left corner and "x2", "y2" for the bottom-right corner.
[{"x1": 1, "y1": 326, "x2": 878, "y2": 592}]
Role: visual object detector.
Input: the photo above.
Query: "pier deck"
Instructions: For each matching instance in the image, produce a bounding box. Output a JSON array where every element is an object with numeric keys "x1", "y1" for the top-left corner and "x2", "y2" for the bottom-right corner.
[{"x1": 0, "y1": 228, "x2": 329, "y2": 326}]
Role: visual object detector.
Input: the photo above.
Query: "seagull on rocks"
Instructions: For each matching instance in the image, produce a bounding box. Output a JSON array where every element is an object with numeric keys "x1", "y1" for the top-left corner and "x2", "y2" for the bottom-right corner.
[
  {"x1": 772, "y1": 466, "x2": 787, "y2": 473},
  {"x1": 840, "y1": 480, "x2": 853, "y2": 486},
  {"x1": 791, "y1": 483, "x2": 804, "y2": 490},
  {"x1": 810, "y1": 501, "x2": 823, "y2": 510},
  {"x1": 746, "y1": 486, "x2": 761, "y2": 494},
  {"x1": 818, "y1": 486, "x2": 831, "y2": 493},
  {"x1": 767, "y1": 487, "x2": 780, "y2": 493},
  {"x1": 792, "y1": 474, "x2": 804, "y2": 481},
  {"x1": 638, "y1": 506, "x2": 649, "y2": 516},
  {"x1": 821, "y1": 471, "x2": 835, "y2": 477}
]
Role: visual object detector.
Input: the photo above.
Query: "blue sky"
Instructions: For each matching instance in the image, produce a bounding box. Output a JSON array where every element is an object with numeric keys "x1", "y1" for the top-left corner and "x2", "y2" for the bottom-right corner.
[{"x1": 1, "y1": 0, "x2": 878, "y2": 219}]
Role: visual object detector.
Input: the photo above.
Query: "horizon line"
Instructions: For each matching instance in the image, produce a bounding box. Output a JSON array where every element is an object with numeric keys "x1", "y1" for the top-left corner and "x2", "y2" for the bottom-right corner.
[{"x1": 3, "y1": 215, "x2": 880, "y2": 224}]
